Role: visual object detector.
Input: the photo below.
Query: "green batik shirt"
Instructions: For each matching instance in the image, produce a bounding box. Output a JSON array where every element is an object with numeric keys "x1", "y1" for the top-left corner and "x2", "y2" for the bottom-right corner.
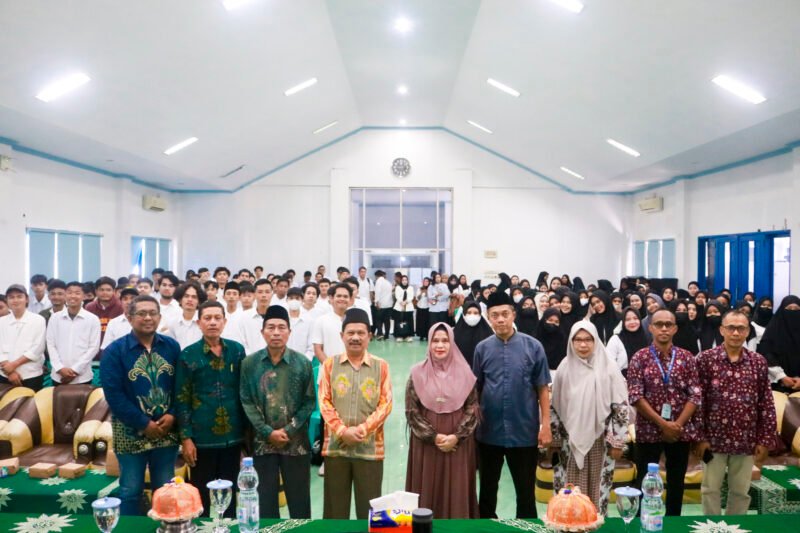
[
  {"x1": 175, "y1": 338, "x2": 247, "y2": 448},
  {"x1": 240, "y1": 347, "x2": 316, "y2": 456}
]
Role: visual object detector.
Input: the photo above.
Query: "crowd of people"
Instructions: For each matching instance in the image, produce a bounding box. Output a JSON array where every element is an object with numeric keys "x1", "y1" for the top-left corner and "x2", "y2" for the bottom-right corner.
[{"x1": 0, "y1": 265, "x2": 797, "y2": 520}]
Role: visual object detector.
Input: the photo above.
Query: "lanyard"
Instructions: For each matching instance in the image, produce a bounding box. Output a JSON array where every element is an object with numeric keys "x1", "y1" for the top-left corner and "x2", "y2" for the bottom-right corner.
[{"x1": 650, "y1": 345, "x2": 676, "y2": 386}]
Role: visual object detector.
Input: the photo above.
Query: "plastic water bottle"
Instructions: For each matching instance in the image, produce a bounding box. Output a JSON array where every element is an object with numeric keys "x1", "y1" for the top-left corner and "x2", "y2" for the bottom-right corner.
[
  {"x1": 237, "y1": 457, "x2": 259, "y2": 533},
  {"x1": 640, "y1": 463, "x2": 665, "y2": 532}
]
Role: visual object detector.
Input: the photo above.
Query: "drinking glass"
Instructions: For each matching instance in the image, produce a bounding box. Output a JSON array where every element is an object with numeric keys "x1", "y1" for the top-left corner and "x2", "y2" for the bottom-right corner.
[
  {"x1": 614, "y1": 486, "x2": 641, "y2": 533},
  {"x1": 207, "y1": 479, "x2": 233, "y2": 532},
  {"x1": 91, "y1": 497, "x2": 121, "y2": 533}
]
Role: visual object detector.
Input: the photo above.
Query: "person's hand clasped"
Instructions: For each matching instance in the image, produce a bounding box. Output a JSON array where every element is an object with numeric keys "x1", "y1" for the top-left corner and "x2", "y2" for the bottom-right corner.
[{"x1": 435, "y1": 434, "x2": 458, "y2": 453}]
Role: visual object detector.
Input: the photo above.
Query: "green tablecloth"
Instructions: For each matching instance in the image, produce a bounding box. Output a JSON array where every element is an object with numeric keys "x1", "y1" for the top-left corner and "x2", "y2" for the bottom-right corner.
[
  {"x1": 0, "y1": 514, "x2": 792, "y2": 533},
  {"x1": 749, "y1": 464, "x2": 800, "y2": 514},
  {"x1": 0, "y1": 467, "x2": 118, "y2": 515}
]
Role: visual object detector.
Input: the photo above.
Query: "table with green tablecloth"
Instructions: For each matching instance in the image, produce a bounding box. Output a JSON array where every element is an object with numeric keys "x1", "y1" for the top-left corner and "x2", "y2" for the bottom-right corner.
[
  {"x1": 0, "y1": 514, "x2": 792, "y2": 533},
  {"x1": 0, "y1": 467, "x2": 118, "y2": 515},
  {"x1": 749, "y1": 464, "x2": 800, "y2": 514}
]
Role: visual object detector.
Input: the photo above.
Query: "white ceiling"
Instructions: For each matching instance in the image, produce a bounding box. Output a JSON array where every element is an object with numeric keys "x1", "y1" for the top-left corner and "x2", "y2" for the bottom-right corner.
[{"x1": 1, "y1": 0, "x2": 799, "y2": 193}]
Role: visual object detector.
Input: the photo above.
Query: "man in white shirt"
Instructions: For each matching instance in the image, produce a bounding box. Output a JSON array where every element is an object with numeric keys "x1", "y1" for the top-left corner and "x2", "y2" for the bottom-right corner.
[
  {"x1": 287, "y1": 288, "x2": 314, "y2": 359},
  {"x1": 356, "y1": 267, "x2": 375, "y2": 304},
  {"x1": 236, "y1": 279, "x2": 273, "y2": 355},
  {"x1": 345, "y1": 278, "x2": 373, "y2": 327},
  {"x1": 46, "y1": 281, "x2": 101, "y2": 385},
  {"x1": 221, "y1": 281, "x2": 242, "y2": 343},
  {"x1": 270, "y1": 277, "x2": 290, "y2": 309},
  {"x1": 136, "y1": 278, "x2": 154, "y2": 296},
  {"x1": 102, "y1": 288, "x2": 138, "y2": 350},
  {"x1": 239, "y1": 283, "x2": 256, "y2": 312},
  {"x1": 301, "y1": 283, "x2": 322, "y2": 319},
  {"x1": 373, "y1": 270, "x2": 394, "y2": 340},
  {"x1": 0, "y1": 284, "x2": 46, "y2": 390},
  {"x1": 157, "y1": 274, "x2": 182, "y2": 328},
  {"x1": 164, "y1": 281, "x2": 204, "y2": 350},
  {"x1": 40, "y1": 279, "x2": 67, "y2": 325},
  {"x1": 28, "y1": 274, "x2": 51, "y2": 314},
  {"x1": 315, "y1": 279, "x2": 332, "y2": 314},
  {"x1": 311, "y1": 283, "x2": 351, "y2": 363}
]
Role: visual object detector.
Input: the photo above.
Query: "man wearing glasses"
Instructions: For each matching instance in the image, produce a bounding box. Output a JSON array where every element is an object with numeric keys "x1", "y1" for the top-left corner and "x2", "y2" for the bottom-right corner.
[
  {"x1": 695, "y1": 310, "x2": 776, "y2": 516},
  {"x1": 100, "y1": 295, "x2": 181, "y2": 515},
  {"x1": 627, "y1": 308, "x2": 703, "y2": 516}
]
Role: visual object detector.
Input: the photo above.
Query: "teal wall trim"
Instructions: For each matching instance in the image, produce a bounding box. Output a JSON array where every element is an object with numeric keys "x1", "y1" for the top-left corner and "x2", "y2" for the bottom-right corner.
[{"x1": 2, "y1": 129, "x2": 799, "y2": 197}]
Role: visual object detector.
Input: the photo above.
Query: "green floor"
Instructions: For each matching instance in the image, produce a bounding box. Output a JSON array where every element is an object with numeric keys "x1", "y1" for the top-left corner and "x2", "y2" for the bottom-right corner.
[{"x1": 292, "y1": 338, "x2": 704, "y2": 519}]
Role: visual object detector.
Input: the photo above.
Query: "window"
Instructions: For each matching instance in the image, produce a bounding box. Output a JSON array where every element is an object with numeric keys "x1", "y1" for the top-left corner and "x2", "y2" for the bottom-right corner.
[
  {"x1": 131, "y1": 237, "x2": 171, "y2": 277},
  {"x1": 632, "y1": 238, "x2": 675, "y2": 278},
  {"x1": 26, "y1": 229, "x2": 101, "y2": 282}
]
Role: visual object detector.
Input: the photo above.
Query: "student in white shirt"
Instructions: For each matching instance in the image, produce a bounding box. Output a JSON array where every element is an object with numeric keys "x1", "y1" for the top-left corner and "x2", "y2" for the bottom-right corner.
[
  {"x1": 236, "y1": 279, "x2": 273, "y2": 355},
  {"x1": 299, "y1": 283, "x2": 322, "y2": 319},
  {"x1": 102, "y1": 288, "x2": 138, "y2": 350},
  {"x1": 165, "y1": 281, "x2": 205, "y2": 350},
  {"x1": 356, "y1": 267, "x2": 375, "y2": 304},
  {"x1": 46, "y1": 281, "x2": 101, "y2": 385},
  {"x1": 311, "y1": 283, "x2": 351, "y2": 363},
  {"x1": 270, "y1": 277, "x2": 290, "y2": 309},
  {"x1": 221, "y1": 281, "x2": 242, "y2": 343},
  {"x1": 373, "y1": 270, "x2": 394, "y2": 340},
  {"x1": 314, "y1": 279, "x2": 332, "y2": 314},
  {"x1": 345, "y1": 277, "x2": 373, "y2": 327},
  {"x1": 0, "y1": 285, "x2": 46, "y2": 390},
  {"x1": 157, "y1": 274, "x2": 182, "y2": 328},
  {"x1": 287, "y1": 288, "x2": 314, "y2": 359},
  {"x1": 28, "y1": 274, "x2": 51, "y2": 314}
]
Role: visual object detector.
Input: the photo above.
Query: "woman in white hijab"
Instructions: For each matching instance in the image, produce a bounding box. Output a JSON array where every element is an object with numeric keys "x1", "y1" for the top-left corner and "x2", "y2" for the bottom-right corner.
[{"x1": 549, "y1": 320, "x2": 629, "y2": 516}]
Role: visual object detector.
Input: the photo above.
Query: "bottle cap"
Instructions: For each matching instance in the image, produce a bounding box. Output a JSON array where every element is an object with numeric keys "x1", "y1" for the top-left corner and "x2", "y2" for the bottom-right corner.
[
  {"x1": 242, "y1": 457, "x2": 253, "y2": 467},
  {"x1": 647, "y1": 463, "x2": 659, "y2": 473},
  {"x1": 412, "y1": 508, "x2": 433, "y2": 524}
]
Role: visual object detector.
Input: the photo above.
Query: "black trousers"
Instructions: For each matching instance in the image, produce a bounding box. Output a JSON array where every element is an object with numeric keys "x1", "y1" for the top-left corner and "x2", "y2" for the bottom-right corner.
[
  {"x1": 253, "y1": 453, "x2": 311, "y2": 519},
  {"x1": 0, "y1": 374, "x2": 44, "y2": 391},
  {"x1": 192, "y1": 445, "x2": 241, "y2": 518},
  {"x1": 376, "y1": 308, "x2": 392, "y2": 338},
  {"x1": 428, "y1": 311, "x2": 449, "y2": 327},
  {"x1": 415, "y1": 308, "x2": 430, "y2": 338},
  {"x1": 477, "y1": 441, "x2": 538, "y2": 519},
  {"x1": 635, "y1": 441, "x2": 690, "y2": 516}
]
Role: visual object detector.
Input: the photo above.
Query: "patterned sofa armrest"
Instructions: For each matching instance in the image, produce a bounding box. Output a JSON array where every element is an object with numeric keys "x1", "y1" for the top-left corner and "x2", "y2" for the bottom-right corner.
[
  {"x1": 73, "y1": 388, "x2": 108, "y2": 461},
  {"x1": 0, "y1": 395, "x2": 40, "y2": 458}
]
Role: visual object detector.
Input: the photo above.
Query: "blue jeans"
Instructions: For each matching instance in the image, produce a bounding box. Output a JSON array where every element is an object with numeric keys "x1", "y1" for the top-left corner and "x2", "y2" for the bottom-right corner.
[{"x1": 117, "y1": 446, "x2": 178, "y2": 515}]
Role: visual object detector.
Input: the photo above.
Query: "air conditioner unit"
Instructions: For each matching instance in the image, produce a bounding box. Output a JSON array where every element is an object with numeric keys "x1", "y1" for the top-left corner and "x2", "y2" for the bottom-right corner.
[
  {"x1": 637, "y1": 196, "x2": 663, "y2": 213},
  {"x1": 142, "y1": 194, "x2": 168, "y2": 212}
]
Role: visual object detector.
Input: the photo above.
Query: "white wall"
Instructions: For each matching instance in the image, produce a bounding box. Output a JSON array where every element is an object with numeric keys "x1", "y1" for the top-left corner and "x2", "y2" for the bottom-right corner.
[
  {"x1": 181, "y1": 129, "x2": 629, "y2": 285},
  {"x1": 630, "y1": 147, "x2": 800, "y2": 290},
  {"x1": 0, "y1": 146, "x2": 180, "y2": 290}
]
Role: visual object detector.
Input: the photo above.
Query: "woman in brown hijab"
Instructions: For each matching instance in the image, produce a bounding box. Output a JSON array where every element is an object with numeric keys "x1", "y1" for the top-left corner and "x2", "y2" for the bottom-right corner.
[{"x1": 405, "y1": 322, "x2": 480, "y2": 518}]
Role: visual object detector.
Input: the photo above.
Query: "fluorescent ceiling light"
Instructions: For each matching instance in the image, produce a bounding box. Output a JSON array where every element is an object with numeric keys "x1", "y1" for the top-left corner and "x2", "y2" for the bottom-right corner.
[
  {"x1": 284, "y1": 77, "x2": 318, "y2": 96},
  {"x1": 313, "y1": 121, "x2": 338, "y2": 135},
  {"x1": 222, "y1": 0, "x2": 257, "y2": 11},
  {"x1": 36, "y1": 72, "x2": 91, "y2": 102},
  {"x1": 560, "y1": 166, "x2": 585, "y2": 180},
  {"x1": 394, "y1": 16, "x2": 413, "y2": 33},
  {"x1": 163, "y1": 137, "x2": 199, "y2": 155},
  {"x1": 487, "y1": 78, "x2": 520, "y2": 97},
  {"x1": 397, "y1": 85, "x2": 409, "y2": 95},
  {"x1": 606, "y1": 138, "x2": 641, "y2": 157},
  {"x1": 548, "y1": 0, "x2": 584, "y2": 14},
  {"x1": 467, "y1": 120, "x2": 493, "y2": 134},
  {"x1": 712, "y1": 75, "x2": 766, "y2": 104},
  {"x1": 399, "y1": 119, "x2": 407, "y2": 126}
]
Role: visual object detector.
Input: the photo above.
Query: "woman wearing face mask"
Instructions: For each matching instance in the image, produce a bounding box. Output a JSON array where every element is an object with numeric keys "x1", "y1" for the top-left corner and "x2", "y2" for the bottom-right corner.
[
  {"x1": 549, "y1": 321, "x2": 629, "y2": 516},
  {"x1": 753, "y1": 297, "x2": 774, "y2": 328},
  {"x1": 588, "y1": 290, "x2": 620, "y2": 345},
  {"x1": 559, "y1": 292, "x2": 583, "y2": 336},
  {"x1": 536, "y1": 308, "x2": 567, "y2": 372},
  {"x1": 453, "y1": 302, "x2": 494, "y2": 367},
  {"x1": 393, "y1": 275, "x2": 415, "y2": 342},
  {"x1": 405, "y1": 323, "x2": 479, "y2": 518},
  {"x1": 515, "y1": 296, "x2": 540, "y2": 336},
  {"x1": 606, "y1": 307, "x2": 649, "y2": 376},
  {"x1": 578, "y1": 290, "x2": 590, "y2": 316},
  {"x1": 511, "y1": 287, "x2": 525, "y2": 307},
  {"x1": 757, "y1": 295, "x2": 800, "y2": 393},
  {"x1": 415, "y1": 278, "x2": 432, "y2": 341},
  {"x1": 672, "y1": 301, "x2": 700, "y2": 355},
  {"x1": 610, "y1": 292, "x2": 624, "y2": 315},
  {"x1": 699, "y1": 301, "x2": 725, "y2": 351}
]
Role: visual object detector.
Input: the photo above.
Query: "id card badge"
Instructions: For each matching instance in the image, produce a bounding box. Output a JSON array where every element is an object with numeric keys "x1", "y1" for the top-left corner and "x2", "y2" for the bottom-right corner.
[{"x1": 660, "y1": 403, "x2": 672, "y2": 420}]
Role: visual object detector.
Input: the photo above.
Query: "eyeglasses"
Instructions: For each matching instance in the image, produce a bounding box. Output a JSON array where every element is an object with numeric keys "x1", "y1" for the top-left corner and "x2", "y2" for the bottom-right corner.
[
  {"x1": 652, "y1": 321, "x2": 676, "y2": 329},
  {"x1": 721, "y1": 325, "x2": 749, "y2": 334},
  {"x1": 133, "y1": 310, "x2": 160, "y2": 318}
]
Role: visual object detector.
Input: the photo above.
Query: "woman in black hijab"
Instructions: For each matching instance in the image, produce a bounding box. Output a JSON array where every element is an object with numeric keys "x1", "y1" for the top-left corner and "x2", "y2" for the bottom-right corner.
[
  {"x1": 753, "y1": 297, "x2": 774, "y2": 328},
  {"x1": 757, "y1": 295, "x2": 800, "y2": 393},
  {"x1": 572, "y1": 277, "x2": 586, "y2": 292},
  {"x1": 535, "y1": 308, "x2": 566, "y2": 371},
  {"x1": 588, "y1": 289, "x2": 620, "y2": 345},
  {"x1": 535, "y1": 271, "x2": 549, "y2": 289},
  {"x1": 559, "y1": 292, "x2": 583, "y2": 336},
  {"x1": 453, "y1": 301, "x2": 493, "y2": 367},
  {"x1": 673, "y1": 300, "x2": 700, "y2": 355},
  {"x1": 606, "y1": 307, "x2": 649, "y2": 377},
  {"x1": 560, "y1": 274, "x2": 573, "y2": 289},
  {"x1": 661, "y1": 287, "x2": 678, "y2": 311},
  {"x1": 699, "y1": 300, "x2": 725, "y2": 351},
  {"x1": 515, "y1": 295, "x2": 539, "y2": 336}
]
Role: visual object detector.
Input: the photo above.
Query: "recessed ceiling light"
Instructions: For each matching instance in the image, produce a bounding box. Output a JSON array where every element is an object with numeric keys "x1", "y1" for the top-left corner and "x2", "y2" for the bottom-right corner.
[
  {"x1": 163, "y1": 137, "x2": 199, "y2": 155},
  {"x1": 487, "y1": 78, "x2": 521, "y2": 97},
  {"x1": 313, "y1": 121, "x2": 338, "y2": 135},
  {"x1": 35, "y1": 72, "x2": 91, "y2": 102},
  {"x1": 222, "y1": 0, "x2": 257, "y2": 11},
  {"x1": 560, "y1": 166, "x2": 585, "y2": 180},
  {"x1": 399, "y1": 119, "x2": 407, "y2": 126},
  {"x1": 397, "y1": 85, "x2": 409, "y2": 95},
  {"x1": 548, "y1": 0, "x2": 584, "y2": 14},
  {"x1": 467, "y1": 120, "x2": 493, "y2": 134},
  {"x1": 284, "y1": 77, "x2": 318, "y2": 96},
  {"x1": 606, "y1": 138, "x2": 641, "y2": 157},
  {"x1": 712, "y1": 75, "x2": 766, "y2": 104},
  {"x1": 394, "y1": 16, "x2": 413, "y2": 33}
]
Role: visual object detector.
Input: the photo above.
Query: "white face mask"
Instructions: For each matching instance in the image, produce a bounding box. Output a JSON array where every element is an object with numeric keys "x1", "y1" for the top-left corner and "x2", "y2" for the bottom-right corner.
[
  {"x1": 580, "y1": 298, "x2": 589, "y2": 306},
  {"x1": 464, "y1": 314, "x2": 481, "y2": 327},
  {"x1": 287, "y1": 300, "x2": 302, "y2": 312},
  {"x1": 513, "y1": 294, "x2": 523, "y2": 304}
]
